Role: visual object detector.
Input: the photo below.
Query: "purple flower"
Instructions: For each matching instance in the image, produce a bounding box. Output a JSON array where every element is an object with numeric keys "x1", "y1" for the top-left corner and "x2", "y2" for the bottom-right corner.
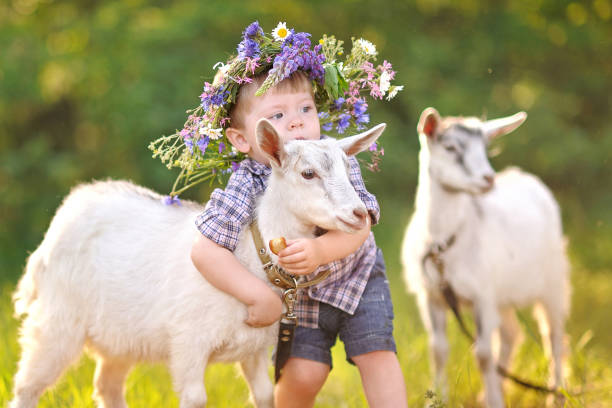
[
  {"x1": 334, "y1": 98, "x2": 345, "y2": 110},
  {"x1": 184, "y1": 138, "x2": 194, "y2": 153},
  {"x1": 243, "y1": 21, "x2": 263, "y2": 38},
  {"x1": 231, "y1": 161, "x2": 240, "y2": 172},
  {"x1": 356, "y1": 113, "x2": 370, "y2": 125},
  {"x1": 321, "y1": 122, "x2": 333, "y2": 132},
  {"x1": 282, "y1": 29, "x2": 297, "y2": 45},
  {"x1": 210, "y1": 87, "x2": 228, "y2": 106},
  {"x1": 353, "y1": 99, "x2": 368, "y2": 116},
  {"x1": 237, "y1": 38, "x2": 260, "y2": 60},
  {"x1": 285, "y1": 31, "x2": 311, "y2": 48},
  {"x1": 218, "y1": 142, "x2": 225, "y2": 153},
  {"x1": 201, "y1": 85, "x2": 229, "y2": 110},
  {"x1": 369, "y1": 142, "x2": 378, "y2": 152},
  {"x1": 336, "y1": 113, "x2": 351, "y2": 134},
  {"x1": 265, "y1": 31, "x2": 326, "y2": 87},
  {"x1": 162, "y1": 195, "x2": 181, "y2": 206},
  {"x1": 197, "y1": 136, "x2": 210, "y2": 154},
  {"x1": 318, "y1": 111, "x2": 329, "y2": 119},
  {"x1": 180, "y1": 128, "x2": 191, "y2": 138}
]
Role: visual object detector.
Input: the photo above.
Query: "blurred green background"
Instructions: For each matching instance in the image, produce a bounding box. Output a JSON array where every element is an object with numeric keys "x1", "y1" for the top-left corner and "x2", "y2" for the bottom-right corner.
[{"x1": 1, "y1": 0, "x2": 611, "y2": 406}]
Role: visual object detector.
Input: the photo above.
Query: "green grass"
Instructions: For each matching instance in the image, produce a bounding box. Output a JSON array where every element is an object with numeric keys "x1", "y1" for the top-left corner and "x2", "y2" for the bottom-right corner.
[{"x1": 2, "y1": 212, "x2": 612, "y2": 407}]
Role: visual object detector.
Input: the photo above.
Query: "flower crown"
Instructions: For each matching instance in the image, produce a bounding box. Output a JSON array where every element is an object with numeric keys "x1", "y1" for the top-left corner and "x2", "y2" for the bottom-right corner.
[{"x1": 149, "y1": 21, "x2": 403, "y2": 199}]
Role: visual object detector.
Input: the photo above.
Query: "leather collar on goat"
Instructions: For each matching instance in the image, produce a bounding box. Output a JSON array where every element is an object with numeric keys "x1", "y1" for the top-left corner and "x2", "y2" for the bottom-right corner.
[
  {"x1": 249, "y1": 219, "x2": 331, "y2": 383},
  {"x1": 250, "y1": 219, "x2": 330, "y2": 290},
  {"x1": 422, "y1": 234, "x2": 457, "y2": 273}
]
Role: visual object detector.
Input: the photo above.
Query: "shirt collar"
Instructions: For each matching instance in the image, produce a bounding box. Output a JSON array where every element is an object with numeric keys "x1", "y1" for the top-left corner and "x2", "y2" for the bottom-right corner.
[{"x1": 240, "y1": 157, "x2": 272, "y2": 177}]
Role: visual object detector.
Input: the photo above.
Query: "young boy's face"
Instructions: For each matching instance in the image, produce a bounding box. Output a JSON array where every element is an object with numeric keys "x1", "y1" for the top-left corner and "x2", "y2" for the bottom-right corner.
[{"x1": 227, "y1": 88, "x2": 321, "y2": 164}]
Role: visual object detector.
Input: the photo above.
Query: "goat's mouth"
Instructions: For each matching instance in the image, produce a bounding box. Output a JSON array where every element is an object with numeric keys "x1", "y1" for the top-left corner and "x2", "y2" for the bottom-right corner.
[
  {"x1": 337, "y1": 216, "x2": 365, "y2": 232},
  {"x1": 480, "y1": 183, "x2": 494, "y2": 193}
]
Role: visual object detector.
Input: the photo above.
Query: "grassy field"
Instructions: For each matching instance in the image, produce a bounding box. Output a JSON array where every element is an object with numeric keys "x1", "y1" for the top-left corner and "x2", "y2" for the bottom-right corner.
[{"x1": 2, "y1": 204, "x2": 612, "y2": 407}]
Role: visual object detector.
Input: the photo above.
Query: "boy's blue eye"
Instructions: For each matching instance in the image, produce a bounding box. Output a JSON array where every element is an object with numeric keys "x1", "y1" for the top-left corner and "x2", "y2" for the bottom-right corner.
[
  {"x1": 301, "y1": 106, "x2": 313, "y2": 113},
  {"x1": 269, "y1": 112, "x2": 283, "y2": 120}
]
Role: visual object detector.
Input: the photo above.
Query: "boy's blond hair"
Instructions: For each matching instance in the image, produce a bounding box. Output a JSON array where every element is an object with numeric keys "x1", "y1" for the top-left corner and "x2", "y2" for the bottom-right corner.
[{"x1": 229, "y1": 70, "x2": 314, "y2": 130}]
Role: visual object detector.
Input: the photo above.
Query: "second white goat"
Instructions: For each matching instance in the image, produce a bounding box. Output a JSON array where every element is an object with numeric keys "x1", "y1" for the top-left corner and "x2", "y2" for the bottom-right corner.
[{"x1": 401, "y1": 108, "x2": 569, "y2": 408}]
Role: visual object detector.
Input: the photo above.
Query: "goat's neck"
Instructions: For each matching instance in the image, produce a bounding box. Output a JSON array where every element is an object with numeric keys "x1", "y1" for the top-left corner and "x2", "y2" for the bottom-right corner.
[
  {"x1": 256, "y1": 181, "x2": 316, "y2": 240},
  {"x1": 415, "y1": 155, "x2": 473, "y2": 242}
]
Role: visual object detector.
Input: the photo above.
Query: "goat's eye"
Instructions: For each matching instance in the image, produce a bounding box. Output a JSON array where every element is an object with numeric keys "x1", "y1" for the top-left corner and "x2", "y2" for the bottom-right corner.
[
  {"x1": 301, "y1": 169, "x2": 316, "y2": 180},
  {"x1": 444, "y1": 145, "x2": 457, "y2": 153}
]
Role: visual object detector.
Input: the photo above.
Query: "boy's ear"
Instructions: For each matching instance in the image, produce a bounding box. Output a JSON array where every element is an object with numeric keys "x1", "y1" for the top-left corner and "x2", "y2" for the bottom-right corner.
[{"x1": 225, "y1": 127, "x2": 251, "y2": 154}]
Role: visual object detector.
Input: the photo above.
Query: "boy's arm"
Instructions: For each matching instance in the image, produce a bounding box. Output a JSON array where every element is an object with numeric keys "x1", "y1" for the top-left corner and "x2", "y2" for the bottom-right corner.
[
  {"x1": 191, "y1": 234, "x2": 282, "y2": 327},
  {"x1": 192, "y1": 168, "x2": 281, "y2": 327},
  {"x1": 278, "y1": 216, "x2": 371, "y2": 275}
]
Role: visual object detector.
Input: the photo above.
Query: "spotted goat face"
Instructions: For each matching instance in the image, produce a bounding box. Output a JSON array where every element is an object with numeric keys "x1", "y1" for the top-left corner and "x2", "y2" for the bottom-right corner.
[{"x1": 417, "y1": 107, "x2": 527, "y2": 194}]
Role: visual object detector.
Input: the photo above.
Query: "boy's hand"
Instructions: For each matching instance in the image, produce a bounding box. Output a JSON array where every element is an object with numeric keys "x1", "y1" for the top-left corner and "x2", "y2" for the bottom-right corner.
[
  {"x1": 278, "y1": 238, "x2": 323, "y2": 275},
  {"x1": 245, "y1": 287, "x2": 282, "y2": 327}
]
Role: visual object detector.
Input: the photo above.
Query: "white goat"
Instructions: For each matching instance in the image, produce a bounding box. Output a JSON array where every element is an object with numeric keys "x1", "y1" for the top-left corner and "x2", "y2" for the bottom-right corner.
[
  {"x1": 401, "y1": 108, "x2": 569, "y2": 407},
  {"x1": 10, "y1": 119, "x2": 385, "y2": 408}
]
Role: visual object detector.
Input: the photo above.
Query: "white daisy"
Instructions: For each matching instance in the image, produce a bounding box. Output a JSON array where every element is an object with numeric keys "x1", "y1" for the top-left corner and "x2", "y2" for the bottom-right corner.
[
  {"x1": 386, "y1": 85, "x2": 404, "y2": 101},
  {"x1": 199, "y1": 123, "x2": 223, "y2": 140},
  {"x1": 356, "y1": 38, "x2": 377, "y2": 56},
  {"x1": 379, "y1": 70, "x2": 391, "y2": 95},
  {"x1": 272, "y1": 22, "x2": 290, "y2": 42}
]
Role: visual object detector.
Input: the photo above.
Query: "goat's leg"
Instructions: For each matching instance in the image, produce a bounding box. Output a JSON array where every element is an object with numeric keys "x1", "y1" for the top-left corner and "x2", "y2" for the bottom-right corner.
[
  {"x1": 534, "y1": 301, "x2": 566, "y2": 407},
  {"x1": 92, "y1": 356, "x2": 132, "y2": 408},
  {"x1": 10, "y1": 315, "x2": 85, "y2": 408},
  {"x1": 418, "y1": 293, "x2": 449, "y2": 398},
  {"x1": 497, "y1": 308, "x2": 521, "y2": 371},
  {"x1": 239, "y1": 349, "x2": 274, "y2": 408},
  {"x1": 170, "y1": 337, "x2": 209, "y2": 408},
  {"x1": 474, "y1": 302, "x2": 504, "y2": 408}
]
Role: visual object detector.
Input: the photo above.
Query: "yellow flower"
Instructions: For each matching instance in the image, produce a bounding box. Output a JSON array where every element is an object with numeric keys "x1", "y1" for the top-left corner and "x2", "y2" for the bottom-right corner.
[{"x1": 272, "y1": 22, "x2": 290, "y2": 42}]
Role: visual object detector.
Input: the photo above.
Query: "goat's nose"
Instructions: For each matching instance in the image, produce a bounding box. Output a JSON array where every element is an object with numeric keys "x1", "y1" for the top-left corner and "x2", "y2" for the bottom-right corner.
[
  {"x1": 483, "y1": 174, "x2": 495, "y2": 186},
  {"x1": 353, "y1": 208, "x2": 367, "y2": 223}
]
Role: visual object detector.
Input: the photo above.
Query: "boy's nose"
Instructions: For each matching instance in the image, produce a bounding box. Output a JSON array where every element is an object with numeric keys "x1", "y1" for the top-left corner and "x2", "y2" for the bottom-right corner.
[{"x1": 289, "y1": 117, "x2": 304, "y2": 129}]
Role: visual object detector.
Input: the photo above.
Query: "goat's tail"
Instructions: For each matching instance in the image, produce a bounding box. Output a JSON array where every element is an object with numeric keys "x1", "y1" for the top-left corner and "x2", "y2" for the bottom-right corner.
[{"x1": 13, "y1": 248, "x2": 44, "y2": 317}]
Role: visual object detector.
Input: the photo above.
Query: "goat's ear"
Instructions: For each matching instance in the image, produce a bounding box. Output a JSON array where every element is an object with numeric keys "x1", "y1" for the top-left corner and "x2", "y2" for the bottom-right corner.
[
  {"x1": 337, "y1": 123, "x2": 386, "y2": 156},
  {"x1": 417, "y1": 107, "x2": 440, "y2": 139},
  {"x1": 256, "y1": 119, "x2": 286, "y2": 167},
  {"x1": 482, "y1": 111, "x2": 527, "y2": 140}
]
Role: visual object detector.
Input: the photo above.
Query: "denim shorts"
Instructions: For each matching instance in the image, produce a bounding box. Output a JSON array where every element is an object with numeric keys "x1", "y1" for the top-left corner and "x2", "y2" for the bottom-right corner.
[{"x1": 290, "y1": 249, "x2": 396, "y2": 368}]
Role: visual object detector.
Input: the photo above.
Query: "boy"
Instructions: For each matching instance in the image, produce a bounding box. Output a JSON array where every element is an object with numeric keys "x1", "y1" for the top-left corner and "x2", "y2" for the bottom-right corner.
[{"x1": 191, "y1": 69, "x2": 407, "y2": 407}]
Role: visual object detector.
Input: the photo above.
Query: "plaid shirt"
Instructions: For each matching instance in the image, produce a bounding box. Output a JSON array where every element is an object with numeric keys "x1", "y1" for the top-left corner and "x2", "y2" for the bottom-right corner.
[{"x1": 195, "y1": 156, "x2": 380, "y2": 328}]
